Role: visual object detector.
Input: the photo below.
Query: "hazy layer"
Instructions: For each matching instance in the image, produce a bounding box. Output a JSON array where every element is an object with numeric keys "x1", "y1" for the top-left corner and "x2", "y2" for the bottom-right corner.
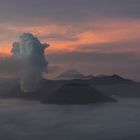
[{"x1": 0, "y1": 98, "x2": 140, "y2": 140}]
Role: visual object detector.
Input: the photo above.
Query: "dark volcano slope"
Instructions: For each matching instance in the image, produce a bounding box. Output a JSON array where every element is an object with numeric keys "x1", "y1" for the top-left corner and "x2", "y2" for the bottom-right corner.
[{"x1": 41, "y1": 82, "x2": 116, "y2": 104}]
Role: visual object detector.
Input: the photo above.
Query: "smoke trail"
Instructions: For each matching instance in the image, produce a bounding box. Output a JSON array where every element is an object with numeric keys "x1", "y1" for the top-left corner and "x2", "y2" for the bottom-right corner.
[{"x1": 11, "y1": 33, "x2": 49, "y2": 93}]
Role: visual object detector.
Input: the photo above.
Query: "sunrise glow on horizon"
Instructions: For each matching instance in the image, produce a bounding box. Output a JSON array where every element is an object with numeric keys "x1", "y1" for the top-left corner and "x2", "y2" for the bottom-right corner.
[
  {"x1": 1, "y1": 18, "x2": 140, "y2": 56},
  {"x1": 0, "y1": 0, "x2": 140, "y2": 80}
]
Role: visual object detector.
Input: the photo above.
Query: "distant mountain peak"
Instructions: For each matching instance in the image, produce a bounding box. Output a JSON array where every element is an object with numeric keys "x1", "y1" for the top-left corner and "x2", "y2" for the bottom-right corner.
[
  {"x1": 61, "y1": 69, "x2": 82, "y2": 75},
  {"x1": 55, "y1": 69, "x2": 132, "y2": 82},
  {"x1": 55, "y1": 69, "x2": 86, "y2": 80}
]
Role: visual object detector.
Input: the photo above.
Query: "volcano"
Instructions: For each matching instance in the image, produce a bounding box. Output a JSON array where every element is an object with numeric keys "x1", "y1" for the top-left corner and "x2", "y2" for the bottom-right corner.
[
  {"x1": 55, "y1": 69, "x2": 86, "y2": 80},
  {"x1": 41, "y1": 81, "x2": 116, "y2": 104}
]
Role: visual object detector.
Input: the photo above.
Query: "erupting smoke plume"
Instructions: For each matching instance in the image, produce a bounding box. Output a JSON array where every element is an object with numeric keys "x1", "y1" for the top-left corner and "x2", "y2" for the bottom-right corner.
[{"x1": 11, "y1": 33, "x2": 49, "y2": 93}]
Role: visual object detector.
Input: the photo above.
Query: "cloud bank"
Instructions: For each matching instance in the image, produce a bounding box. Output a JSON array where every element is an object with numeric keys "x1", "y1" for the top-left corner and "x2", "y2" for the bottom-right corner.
[{"x1": 0, "y1": 98, "x2": 140, "y2": 140}]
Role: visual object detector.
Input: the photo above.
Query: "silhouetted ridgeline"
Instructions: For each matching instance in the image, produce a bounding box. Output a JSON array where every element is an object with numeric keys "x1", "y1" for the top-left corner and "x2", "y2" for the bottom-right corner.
[
  {"x1": 0, "y1": 75, "x2": 139, "y2": 104},
  {"x1": 55, "y1": 69, "x2": 133, "y2": 84}
]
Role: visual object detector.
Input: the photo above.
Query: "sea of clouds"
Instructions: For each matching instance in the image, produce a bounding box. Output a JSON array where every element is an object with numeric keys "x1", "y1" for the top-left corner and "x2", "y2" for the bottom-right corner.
[{"x1": 0, "y1": 98, "x2": 140, "y2": 140}]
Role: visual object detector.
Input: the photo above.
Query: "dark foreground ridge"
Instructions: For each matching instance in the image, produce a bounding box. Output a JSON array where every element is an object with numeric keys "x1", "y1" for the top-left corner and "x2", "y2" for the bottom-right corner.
[
  {"x1": 41, "y1": 81, "x2": 116, "y2": 104},
  {"x1": 0, "y1": 74, "x2": 138, "y2": 104}
]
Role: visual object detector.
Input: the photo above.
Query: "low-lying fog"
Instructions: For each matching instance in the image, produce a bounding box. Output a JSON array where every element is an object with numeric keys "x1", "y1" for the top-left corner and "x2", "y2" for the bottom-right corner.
[{"x1": 0, "y1": 98, "x2": 140, "y2": 140}]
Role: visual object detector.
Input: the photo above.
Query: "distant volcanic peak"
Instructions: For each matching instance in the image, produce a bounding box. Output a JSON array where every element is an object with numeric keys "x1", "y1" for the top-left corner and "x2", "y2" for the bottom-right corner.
[
  {"x1": 41, "y1": 82, "x2": 116, "y2": 104},
  {"x1": 55, "y1": 69, "x2": 86, "y2": 80},
  {"x1": 55, "y1": 69, "x2": 131, "y2": 83},
  {"x1": 63, "y1": 69, "x2": 82, "y2": 75}
]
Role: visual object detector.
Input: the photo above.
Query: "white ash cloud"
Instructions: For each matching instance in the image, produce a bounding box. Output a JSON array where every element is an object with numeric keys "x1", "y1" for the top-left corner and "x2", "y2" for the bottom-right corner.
[{"x1": 11, "y1": 33, "x2": 49, "y2": 92}]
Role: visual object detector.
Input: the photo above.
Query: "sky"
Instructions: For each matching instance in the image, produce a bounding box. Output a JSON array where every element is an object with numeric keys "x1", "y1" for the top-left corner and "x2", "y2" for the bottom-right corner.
[{"x1": 0, "y1": 0, "x2": 140, "y2": 80}]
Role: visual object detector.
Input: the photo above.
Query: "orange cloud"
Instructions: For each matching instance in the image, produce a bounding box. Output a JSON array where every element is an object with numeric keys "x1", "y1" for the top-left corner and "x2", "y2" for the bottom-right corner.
[
  {"x1": 46, "y1": 31, "x2": 111, "y2": 53},
  {"x1": 0, "y1": 18, "x2": 140, "y2": 56},
  {"x1": 0, "y1": 42, "x2": 12, "y2": 57}
]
